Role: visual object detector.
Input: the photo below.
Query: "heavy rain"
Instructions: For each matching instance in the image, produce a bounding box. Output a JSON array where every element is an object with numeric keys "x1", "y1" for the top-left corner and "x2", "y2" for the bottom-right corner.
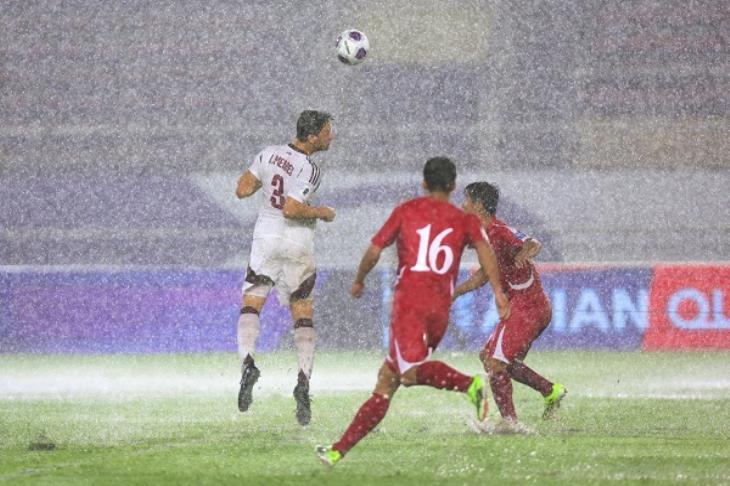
[{"x1": 1, "y1": 1, "x2": 729, "y2": 484}]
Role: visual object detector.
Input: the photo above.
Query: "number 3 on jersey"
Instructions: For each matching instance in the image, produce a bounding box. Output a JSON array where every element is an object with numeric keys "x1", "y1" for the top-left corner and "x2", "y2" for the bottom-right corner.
[
  {"x1": 270, "y1": 174, "x2": 285, "y2": 209},
  {"x1": 411, "y1": 224, "x2": 454, "y2": 274}
]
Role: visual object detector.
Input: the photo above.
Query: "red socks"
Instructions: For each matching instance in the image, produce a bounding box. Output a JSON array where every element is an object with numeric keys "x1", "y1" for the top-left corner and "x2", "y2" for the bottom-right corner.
[
  {"x1": 414, "y1": 361, "x2": 472, "y2": 392},
  {"x1": 508, "y1": 361, "x2": 553, "y2": 397},
  {"x1": 332, "y1": 362, "x2": 476, "y2": 456},
  {"x1": 489, "y1": 370, "x2": 517, "y2": 420},
  {"x1": 333, "y1": 393, "x2": 390, "y2": 456}
]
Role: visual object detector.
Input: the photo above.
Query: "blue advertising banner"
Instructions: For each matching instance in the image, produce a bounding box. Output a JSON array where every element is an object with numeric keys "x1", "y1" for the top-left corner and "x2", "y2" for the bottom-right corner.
[
  {"x1": 0, "y1": 268, "x2": 384, "y2": 354},
  {"x1": 442, "y1": 266, "x2": 651, "y2": 351},
  {"x1": 0, "y1": 269, "x2": 245, "y2": 354},
  {"x1": 0, "y1": 266, "x2": 652, "y2": 354}
]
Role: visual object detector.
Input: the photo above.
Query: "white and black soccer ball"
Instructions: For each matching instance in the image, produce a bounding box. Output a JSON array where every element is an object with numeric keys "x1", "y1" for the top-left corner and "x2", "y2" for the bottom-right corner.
[{"x1": 335, "y1": 29, "x2": 370, "y2": 65}]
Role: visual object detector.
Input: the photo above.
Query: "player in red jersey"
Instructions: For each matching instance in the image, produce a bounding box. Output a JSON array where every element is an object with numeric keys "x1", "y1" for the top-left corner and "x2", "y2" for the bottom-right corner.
[
  {"x1": 316, "y1": 157, "x2": 510, "y2": 466},
  {"x1": 454, "y1": 181, "x2": 566, "y2": 433}
]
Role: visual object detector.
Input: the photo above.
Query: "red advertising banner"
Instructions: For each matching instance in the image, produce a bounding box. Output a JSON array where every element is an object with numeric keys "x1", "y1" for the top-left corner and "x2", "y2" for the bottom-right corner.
[{"x1": 643, "y1": 265, "x2": 730, "y2": 350}]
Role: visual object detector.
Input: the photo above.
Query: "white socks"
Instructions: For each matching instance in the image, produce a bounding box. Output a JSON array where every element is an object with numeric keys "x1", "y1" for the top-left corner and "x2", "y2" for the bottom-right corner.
[
  {"x1": 294, "y1": 326, "x2": 316, "y2": 379},
  {"x1": 239, "y1": 312, "x2": 315, "y2": 379},
  {"x1": 237, "y1": 312, "x2": 260, "y2": 366}
]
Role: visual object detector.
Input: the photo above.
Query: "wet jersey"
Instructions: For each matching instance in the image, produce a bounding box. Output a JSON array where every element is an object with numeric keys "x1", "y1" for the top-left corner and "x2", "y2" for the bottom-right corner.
[
  {"x1": 485, "y1": 218, "x2": 544, "y2": 297},
  {"x1": 372, "y1": 197, "x2": 487, "y2": 300},
  {"x1": 248, "y1": 143, "x2": 323, "y2": 250}
]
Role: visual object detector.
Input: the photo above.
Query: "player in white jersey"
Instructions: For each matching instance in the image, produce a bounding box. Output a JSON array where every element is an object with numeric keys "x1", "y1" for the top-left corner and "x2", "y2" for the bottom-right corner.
[{"x1": 234, "y1": 110, "x2": 336, "y2": 425}]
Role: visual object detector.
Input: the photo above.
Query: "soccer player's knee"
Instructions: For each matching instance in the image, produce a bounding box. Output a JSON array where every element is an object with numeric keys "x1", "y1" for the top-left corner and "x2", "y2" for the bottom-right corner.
[
  {"x1": 506, "y1": 358, "x2": 521, "y2": 374},
  {"x1": 399, "y1": 367, "x2": 418, "y2": 387},
  {"x1": 242, "y1": 293, "x2": 266, "y2": 312},
  {"x1": 294, "y1": 318, "x2": 314, "y2": 330},
  {"x1": 291, "y1": 273, "x2": 317, "y2": 301},
  {"x1": 486, "y1": 358, "x2": 507, "y2": 375},
  {"x1": 241, "y1": 306, "x2": 260, "y2": 315},
  {"x1": 374, "y1": 366, "x2": 400, "y2": 397},
  {"x1": 374, "y1": 382, "x2": 399, "y2": 398},
  {"x1": 290, "y1": 297, "x2": 314, "y2": 321}
]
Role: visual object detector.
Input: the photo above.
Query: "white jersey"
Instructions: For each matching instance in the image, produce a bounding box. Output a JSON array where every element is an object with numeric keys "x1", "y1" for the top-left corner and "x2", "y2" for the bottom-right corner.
[{"x1": 248, "y1": 143, "x2": 323, "y2": 251}]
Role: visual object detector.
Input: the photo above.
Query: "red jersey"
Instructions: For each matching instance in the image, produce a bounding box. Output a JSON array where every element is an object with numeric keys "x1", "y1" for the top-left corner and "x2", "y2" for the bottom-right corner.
[
  {"x1": 485, "y1": 217, "x2": 544, "y2": 297},
  {"x1": 372, "y1": 197, "x2": 487, "y2": 300}
]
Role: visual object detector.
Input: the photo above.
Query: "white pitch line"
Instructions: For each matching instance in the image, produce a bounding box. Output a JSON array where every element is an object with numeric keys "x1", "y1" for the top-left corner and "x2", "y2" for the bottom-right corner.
[{"x1": 3, "y1": 370, "x2": 730, "y2": 400}]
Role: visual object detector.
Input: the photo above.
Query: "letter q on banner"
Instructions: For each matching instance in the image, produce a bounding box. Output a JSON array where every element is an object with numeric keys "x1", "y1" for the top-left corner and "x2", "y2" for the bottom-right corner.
[
  {"x1": 643, "y1": 265, "x2": 730, "y2": 350},
  {"x1": 667, "y1": 288, "x2": 730, "y2": 330}
]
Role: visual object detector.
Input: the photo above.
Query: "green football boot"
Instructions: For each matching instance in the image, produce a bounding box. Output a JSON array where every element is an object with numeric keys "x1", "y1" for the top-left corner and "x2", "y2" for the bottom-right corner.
[
  {"x1": 543, "y1": 383, "x2": 567, "y2": 419},
  {"x1": 315, "y1": 445, "x2": 342, "y2": 467},
  {"x1": 467, "y1": 375, "x2": 489, "y2": 421}
]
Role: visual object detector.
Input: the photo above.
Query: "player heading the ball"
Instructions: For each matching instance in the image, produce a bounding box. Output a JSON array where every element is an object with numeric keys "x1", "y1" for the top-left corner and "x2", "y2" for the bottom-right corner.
[{"x1": 235, "y1": 110, "x2": 335, "y2": 426}]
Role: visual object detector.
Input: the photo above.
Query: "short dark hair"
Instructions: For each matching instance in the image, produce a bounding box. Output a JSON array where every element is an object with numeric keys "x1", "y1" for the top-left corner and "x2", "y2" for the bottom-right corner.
[
  {"x1": 465, "y1": 181, "x2": 499, "y2": 214},
  {"x1": 423, "y1": 157, "x2": 456, "y2": 192},
  {"x1": 296, "y1": 110, "x2": 332, "y2": 141}
]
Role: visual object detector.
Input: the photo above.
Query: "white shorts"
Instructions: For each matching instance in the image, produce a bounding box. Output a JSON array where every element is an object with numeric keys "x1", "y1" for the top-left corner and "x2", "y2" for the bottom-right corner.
[{"x1": 242, "y1": 237, "x2": 316, "y2": 306}]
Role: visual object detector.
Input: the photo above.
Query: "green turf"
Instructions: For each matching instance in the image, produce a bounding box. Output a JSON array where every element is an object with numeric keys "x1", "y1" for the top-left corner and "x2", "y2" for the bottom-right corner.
[{"x1": 1, "y1": 351, "x2": 729, "y2": 485}]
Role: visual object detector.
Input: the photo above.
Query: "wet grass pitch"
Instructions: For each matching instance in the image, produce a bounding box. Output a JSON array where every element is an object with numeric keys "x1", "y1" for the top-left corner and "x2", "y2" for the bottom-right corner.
[{"x1": 1, "y1": 351, "x2": 729, "y2": 484}]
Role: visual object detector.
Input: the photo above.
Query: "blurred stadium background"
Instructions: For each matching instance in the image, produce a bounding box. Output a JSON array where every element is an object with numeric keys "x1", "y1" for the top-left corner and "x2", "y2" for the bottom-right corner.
[
  {"x1": 1, "y1": 1, "x2": 729, "y2": 354},
  {"x1": 2, "y1": 5, "x2": 730, "y2": 484}
]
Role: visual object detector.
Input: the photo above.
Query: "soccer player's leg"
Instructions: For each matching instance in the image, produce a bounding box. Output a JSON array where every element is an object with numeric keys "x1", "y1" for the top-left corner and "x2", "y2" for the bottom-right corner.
[
  {"x1": 503, "y1": 295, "x2": 567, "y2": 418},
  {"x1": 238, "y1": 267, "x2": 273, "y2": 411},
  {"x1": 290, "y1": 295, "x2": 315, "y2": 426},
  {"x1": 482, "y1": 319, "x2": 519, "y2": 422},
  {"x1": 401, "y1": 364, "x2": 488, "y2": 421},
  {"x1": 317, "y1": 361, "x2": 400, "y2": 467},
  {"x1": 506, "y1": 332, "x2": 555, "y2": 402},
  {"x1": 479, "y1": 339, "x2": 534, "y2": 435},
  {"x1": 507, "y1": 359, "x2": 552, "y2": 396},
  {"x1": 285, "y1": 260, "x2": 317, "y2": 425},
  {"x1": 238, "y1": 240, "x2": 278, "y2": 412},
  {"x1": 508, "y1": 347, "x2": 567, "y2": 419},
  {"x1": 542, "y1": 382, "x2": 568, "y2": 419},
  {"x1": 508, "y1": 357, "x2": 568, "y2": 419},
  {"x1": 398, "y1": 312, "x2": 488, "y2": 420}
]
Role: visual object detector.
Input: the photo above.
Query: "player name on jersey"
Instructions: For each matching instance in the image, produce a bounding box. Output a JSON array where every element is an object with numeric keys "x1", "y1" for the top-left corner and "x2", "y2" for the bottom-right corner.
[{"x1": 268, "y1": 154, "x2": 294, "y2": 176}]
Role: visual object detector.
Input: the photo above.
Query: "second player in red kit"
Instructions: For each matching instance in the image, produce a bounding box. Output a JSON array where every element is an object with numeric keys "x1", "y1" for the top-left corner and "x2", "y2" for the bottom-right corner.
[{"x1": 455, "y1": 181, "x2": 566, "y2": 433}]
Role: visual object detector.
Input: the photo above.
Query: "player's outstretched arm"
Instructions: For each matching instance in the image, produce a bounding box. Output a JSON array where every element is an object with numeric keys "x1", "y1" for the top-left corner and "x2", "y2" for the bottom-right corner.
[
  {"x1": 514, "y1": 237, "x2": 541, "y2": 269},
  {"x1": 453, "y1": 269, "x2": 489, "y2": 300},
  {"x1": 474, "y1": 240, "x2": 511, "y2": 320},
  {"x1": 235, "y1": 170, "x2": 262, "y2": 199},
  {"x1": 351, "y1": 244, "x2": 382, "y2": 298},
  {"x1": 282, "y1": 198, "x2": 336, "y2": 222}
]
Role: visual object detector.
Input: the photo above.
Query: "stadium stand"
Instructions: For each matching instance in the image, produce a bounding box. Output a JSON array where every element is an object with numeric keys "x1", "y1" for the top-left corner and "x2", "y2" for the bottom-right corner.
[{"x1": 1, "y1": 0, "x2": 728, "y2": 265}]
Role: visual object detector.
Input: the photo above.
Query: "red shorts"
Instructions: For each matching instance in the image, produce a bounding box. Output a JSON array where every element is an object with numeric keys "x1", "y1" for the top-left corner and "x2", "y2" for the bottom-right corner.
[
  {"x1": 386, "y1": 292, "x2": 450, "y2": 374},
  {"x1": 483, "y1": 290, "x2": 552, "y2": 364}
]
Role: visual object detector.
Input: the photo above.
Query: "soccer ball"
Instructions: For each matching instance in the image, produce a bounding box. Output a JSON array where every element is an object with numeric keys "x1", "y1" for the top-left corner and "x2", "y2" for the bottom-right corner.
[{"x1": 335, "y1": 29, "x2": 370, "y2": 65}]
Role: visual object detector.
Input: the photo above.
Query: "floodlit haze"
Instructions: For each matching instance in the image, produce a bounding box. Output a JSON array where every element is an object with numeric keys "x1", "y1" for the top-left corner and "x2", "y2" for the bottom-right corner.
[
  {"x1": 1, "y1": 0, "x2": 728, "y2": 267},
  {"x1": 1, "y1": 7, "x2": 729, "y2": 483}
]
